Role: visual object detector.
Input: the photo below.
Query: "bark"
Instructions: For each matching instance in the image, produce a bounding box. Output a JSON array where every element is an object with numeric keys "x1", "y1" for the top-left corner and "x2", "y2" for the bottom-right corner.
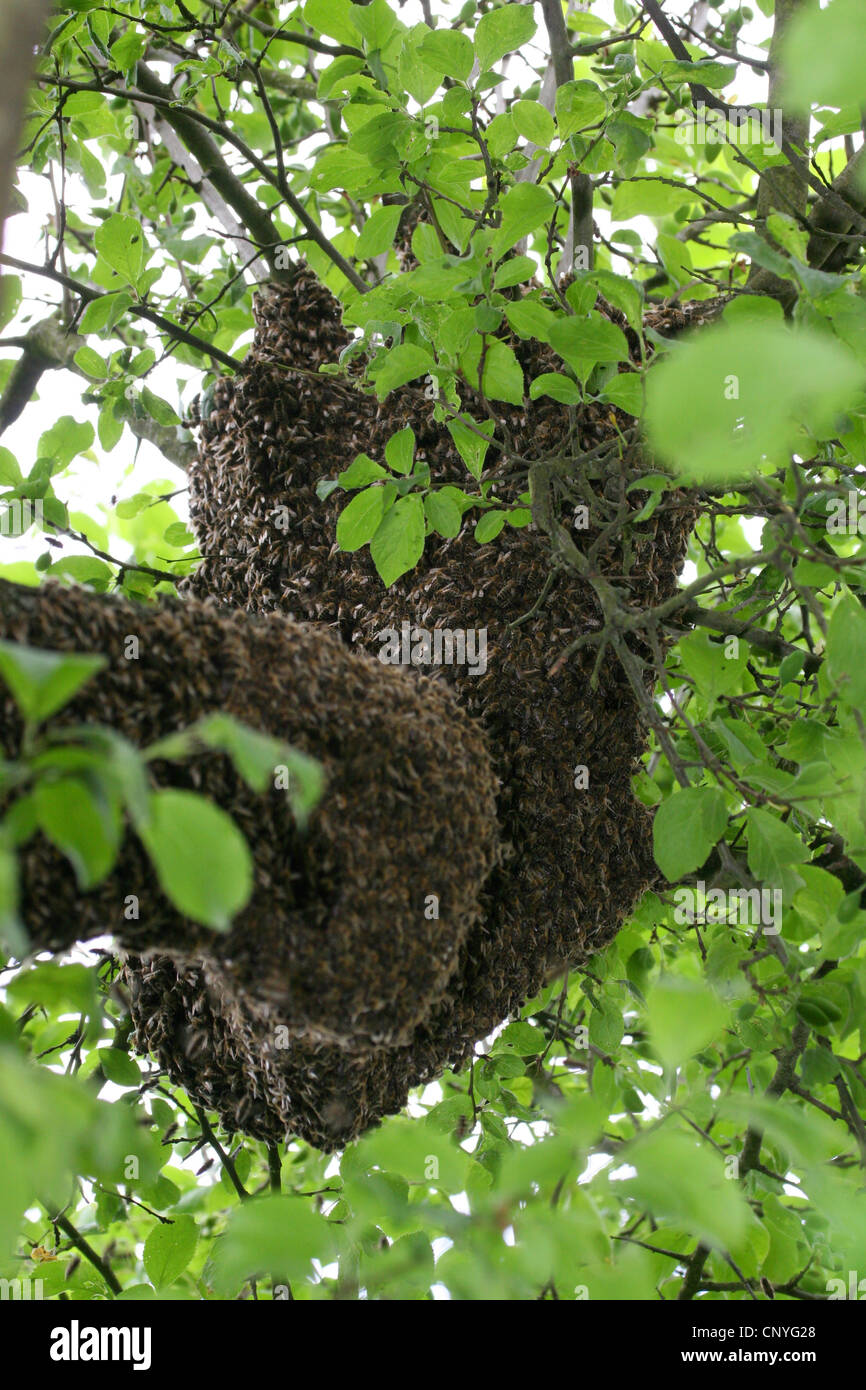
[
  {"x1": 539, "y1": 0, "x2": 594, "y2": 273},
  {"x1": 0, "y1": 312, "x2": 197, "y2": 470},
  {"x1": 807, "y1": 144, "x2": 866, "y2": 272},
  {"x1": 748, "y1": 0, "x2": 818, "y2": 303},
  {"x1": 0, "y1": 0, "x2": 52, "y2": 244}
]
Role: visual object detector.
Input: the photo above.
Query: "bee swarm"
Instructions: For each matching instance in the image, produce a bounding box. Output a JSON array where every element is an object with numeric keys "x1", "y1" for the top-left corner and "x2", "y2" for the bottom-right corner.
[{"x1": 3, "y1": 263, "x2": 699, "y2": 1150}]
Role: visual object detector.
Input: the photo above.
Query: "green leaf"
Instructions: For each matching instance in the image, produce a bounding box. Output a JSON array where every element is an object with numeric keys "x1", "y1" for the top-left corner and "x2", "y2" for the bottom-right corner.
[
  {"x1": 602, "y1": 372, "x2": 643, "y2": 415},
  {"x1": 645, "y1": 323, "x2": 863, "y2": 483},
  {"x1": 143, "y1": 1216, "x2": 197, "y2": 1289},
  {"x1": 0, "y1": 449, "x2": 21, "y2": 484},
  {"x1": 745, "y1": 807, "x2": 808, "y2": 895},
  {"x1": 384, "y1": 425, "x2": 415, "y2": 475},
  {"x1": 612, "y1": 178, "x2": 695, "y2": 221},
  {"x1": 494, "y1": 255, "x2": 536, "y2": 290},
  {"x1": 486, "y1": 112, "x2": 516, "y2": 158},
  {"x1": 373, "y1": 342, "x2": 432, "y2": 396},
  {"x1": 555, "y1": 80, "x2": 606, "y2": 138},
  {"x1": 497, "y1": 1020, "x2": 546, "y2": 1055},
  {"x1": 550, "y1": 312, "x2": 629, "y2": 376},
  {"x1": 110, "y1": 30, "x2": 145, "y2": 71},
  {"x1": 72, "y1": 346, "x2": 108, "y2": 380},
  {"x1": 729, "y1": 231, "x2": 793, "y2": 283},
  {"x1": 6, "y1": 960, "x2": 97, "y2": 1014},
  {"x1": 418, "y1": 28, "x2": 474, "y2": 82},
  {"x1": 304, "y1": 0, "x2": 360, "y2": 45},
  {"x1": 317, "y1": 54, "x2": 365, "y2": 99},
  {"x1": 338, "y1": 453, "x2": 389, "y2": 488},
  {"x1": 94, "y1": 213, "x2": 147, "y2": 288},
  {"x1": 474, "y1": 510, "x2": 506, "y2": 543},
  {"x1": 163, "y1": 522, "x2": 193, "y2": 548},
  {"x1": 590, "y1": 269, "x2": 643, "y2": 331},
  {"x1": 115, "y1": 492, "x2": 152, "y2": 520},
  {"x1": 512, "y1": 100, "x2": 555, "y2": 147},
  {"x1": 47, "y1": 558, "x2": 113, "y2": 593},
  {"x1": 355, "y1": 204, "x2": 403, "y2": 259},
  {"x1": 661, "y1": 58, "x2": 735, "y2": 89},
  {"x1": 653, "y1": 786, "x2": 728, "y2": 881},
  {"x1": 0, "y1": 276, "x2": 21, "y2": 331},
  {"x1": 37, "y1": 416, "x2": 94, "y2": 468},
  {"x1": 446, "y1": 417, "x2": 495, "y2": 479},
  {"x1": 622, "y1": 1129, "x2": 750, "y2": 1250},
  {"x1": 491, "y1": 184, "x2": 554, "y2": 260},
  {"x1": 138, "y1": 789, "x2": 253, "y2": 931},
  {"x1": 475, "y1": 4, "x2": 537, "y2": 72},
  {"x1": 606, "y1": 114, "x2": 653, "y2": 176},
  {"x1": 140, "y1": 387, "x2": 180, "y2": 427},
  {"x1": 0, "y1": 641, "x2": 105, "y2": 722},
  {"x1": 722, "y1": 294, "x2": 785, "y2": 328},
  {"x1": 349, "y1": 0, "x2": 398, "y2": 50},
  {"x1": 210, "y1": 1196, "x2": 337, "y2": 1295},
  {"x1": 98, "y1": 402, "x2": 124, "y2": 452},
  {"x1": 505, "y1": 299, "x2": 557, "y2": 342},
  {"x1": 678, "y1": 629, "x2": 747, "y2": 708},
  {"x1": 34, "y1": 777, "x2": 121, "y2": 889},
  {"x1": 370, "y1": 492, "x2": 425, "y2": 586},
  {"x1": 155, "y1": 714, "x2": 323, "y2": 811},
  {"x1": 425, "y1": 491, "x2": 462, "y2": 539},
  {"x1": 529, "y1": 372, "x2": 581, "y2": 404},
  {"x1": 589, "y1": 1002, "x2": 623, "y2": 1053},
  {"x1": 719, "y1": 1092, "x2": 842, "y2": 1167},
  {"x1": 826, "y1": 593, "x2": 866, "y2": 708},
  {"x1": 479, "y1": 340, "x2": 524, "y2": 405},
  {"x1": 98, "y1": 1047, "x2": 141, "y2": 1087},
  {"x1": 781, "y1": 0, "x2": 866, "y2": 111},
  {"x1": 336, "y1": 485, "x2": 389, "y2": 551},
  {"x1": 0, "y1": 848, "x2": 24, "y2": 956},
  {"x1": 647, "y1": 977, "x2": 729, "y2": 1066}
]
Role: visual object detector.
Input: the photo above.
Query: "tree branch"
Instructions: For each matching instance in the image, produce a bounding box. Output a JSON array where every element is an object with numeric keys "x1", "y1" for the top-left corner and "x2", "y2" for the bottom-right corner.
[
  {"x1": 539, "y1": 0, "x2": 593, "y2": 273},
  {"x1": 0, "y1": 310, "x2": 198, "y2": 469},
  {"x1": 642, "y1": 0, "x2": 866, "y2": 259},
  {"x1": 747, "y1": 0, "x2": 817, "y2": 303},
  {"x1": 40, "y1": 66, "x2": 369, "y2": 295},
  {"x1": 0, "y1": 0, "x2": 52, "y2": 237},
  {"x1": 234, "y1": 13, "x2": 363, "y2": 60},
  {"x1": 807, "y1": 144, "x2": 866, "y2": 272},
  {"x1": 195, "y1": 1106, "x2": 250, "y2": 1201},
  {"x1": 678, "y1": 1241, "x2": 710, "y2": 1300},
  {"x1": 131, "y1": 64, "x2": 369, "y2": 294},
  {"x1": 132, "y1": 63, "x2": 295, "y2": 285},
  {"x1": 46, "y1": 1203, "x2": 123, "y2": 1296},
  {"x1": 0, "y1": 252, "x2": 244, "y2": 372}
]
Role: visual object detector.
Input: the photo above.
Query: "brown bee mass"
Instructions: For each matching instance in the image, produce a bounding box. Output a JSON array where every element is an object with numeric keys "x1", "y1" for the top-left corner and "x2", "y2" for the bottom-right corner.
[
  {"x1": 0, "y1": 578, "x2": 500, "y2": 1052},
  {"x1": 2, "y1": 261, "x2": 701, "y2": 1150}
]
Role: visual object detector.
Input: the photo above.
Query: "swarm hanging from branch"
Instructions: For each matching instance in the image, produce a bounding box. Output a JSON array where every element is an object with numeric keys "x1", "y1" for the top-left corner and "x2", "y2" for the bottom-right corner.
[
  {"x1": 121, "y1": 265, "x2": 699, "y2": 1148},
  {"x1": 0, "y1": 253, "x2": 709, "y2": 1147},
  {"x1": 0, "y1": 254, "x2": 709, "y2": 1147}
]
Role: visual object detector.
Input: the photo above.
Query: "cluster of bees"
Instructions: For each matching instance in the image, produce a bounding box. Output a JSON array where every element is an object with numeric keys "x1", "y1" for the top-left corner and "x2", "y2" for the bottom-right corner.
[{"x1": 2, "y1": 260, "x2": 699, "y2": 1149}]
